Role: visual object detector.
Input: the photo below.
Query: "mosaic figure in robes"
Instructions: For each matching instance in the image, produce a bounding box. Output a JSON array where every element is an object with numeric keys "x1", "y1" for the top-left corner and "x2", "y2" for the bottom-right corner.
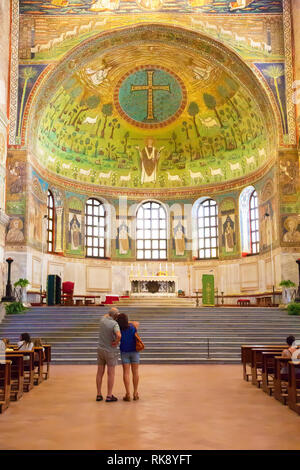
[
  {"x1": 69, "y1": 214, "x2": 81, "y2": 251},
  {"x1": 174, "y1": 223, "x2": 185, "y2": 256},
  {"x1": 261, "y1": 202, "x2": 276, "y2": 248},
  {"x1": 280, "y1": 159, "x2": 298, "y2": 195},
  {"x1": 117, "y1": 223, "x2": 130, "y2": 255},
  {"x1": 223, "y1": 217, "x2": 235, "y2": 253},
  {"x1": 136, "y1": 138, "x2": 164, "y2": 184}
]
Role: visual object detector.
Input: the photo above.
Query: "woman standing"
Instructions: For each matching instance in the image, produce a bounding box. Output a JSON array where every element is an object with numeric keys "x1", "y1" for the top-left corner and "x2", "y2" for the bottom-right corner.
[{"x1": 117, "y1": 313, "x2": 140, "y2": 401}]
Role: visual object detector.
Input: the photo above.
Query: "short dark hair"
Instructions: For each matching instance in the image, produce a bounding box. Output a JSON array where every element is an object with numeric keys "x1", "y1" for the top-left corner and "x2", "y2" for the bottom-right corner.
[
  {"x1": 20, "y1": 333, "x2": 31, "y2": 344},
  {"x1": 117, "y1": 313, "x2": 129, "y2": 331},
  {"x1": 286, "y1": 335, "x2": 295, "y2": 346}
]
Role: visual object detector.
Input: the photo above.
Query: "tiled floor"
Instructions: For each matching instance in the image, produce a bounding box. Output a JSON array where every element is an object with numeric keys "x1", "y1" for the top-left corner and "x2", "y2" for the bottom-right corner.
[{"x1": 1, "y1": 365, "x2": 300, "y2": 450}]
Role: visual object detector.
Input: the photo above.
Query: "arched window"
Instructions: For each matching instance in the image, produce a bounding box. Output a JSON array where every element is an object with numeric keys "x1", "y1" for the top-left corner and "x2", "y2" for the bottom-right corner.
[
  {"x1": 47, "y1": 190, "x2": 55, "y2": 253},
  {"x1": 136, "y1": 201, "x2": 167, "y2": 260},
  {"x1": 239, "y1": 186, "x2": 260, "y2": 255},
  {"x1": 249, "y1": 190, "x2": 260, "y2": 254},
  {"x1": 197, "y1": 198, "x2": 218, "y2": 259},
  {"x1": 85, "y1": 198, "x2": 106, "y2": 258}
]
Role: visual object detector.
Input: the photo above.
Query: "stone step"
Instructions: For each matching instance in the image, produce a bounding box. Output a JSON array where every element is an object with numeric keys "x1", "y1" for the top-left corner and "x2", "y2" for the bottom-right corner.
[{"x1": 0, "y1": 306, "x2": 297, "y2": 365}]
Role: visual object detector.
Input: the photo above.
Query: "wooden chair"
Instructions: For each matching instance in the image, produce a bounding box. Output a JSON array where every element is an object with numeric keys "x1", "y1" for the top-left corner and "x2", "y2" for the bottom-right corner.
[
  {"x1": 62, "y1": 282, "x2": 74, "y2": 306},
  {"x1": 0, "y1": 361, "x2": 11, "y2": 413}
]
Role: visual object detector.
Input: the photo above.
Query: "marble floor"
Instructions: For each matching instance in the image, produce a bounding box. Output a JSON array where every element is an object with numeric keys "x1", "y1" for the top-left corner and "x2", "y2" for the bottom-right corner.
[{"x1": 1, "y1": 365, "x2": 300, "y2": 450}]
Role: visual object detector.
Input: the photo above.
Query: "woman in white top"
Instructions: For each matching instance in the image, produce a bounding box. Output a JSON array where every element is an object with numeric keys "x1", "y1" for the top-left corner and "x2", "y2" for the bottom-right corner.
[
  {"x1": 17, "y1": 333, "x2": 34, "y2": 362},
  {"x1": 17, "y1": 332, "x2": 34, "y2": 351}
]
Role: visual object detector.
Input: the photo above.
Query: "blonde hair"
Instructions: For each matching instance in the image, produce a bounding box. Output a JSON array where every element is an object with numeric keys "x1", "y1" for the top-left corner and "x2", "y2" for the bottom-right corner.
[{"x1": 33, "y1": 338, "x2": 43, "y2": 347}]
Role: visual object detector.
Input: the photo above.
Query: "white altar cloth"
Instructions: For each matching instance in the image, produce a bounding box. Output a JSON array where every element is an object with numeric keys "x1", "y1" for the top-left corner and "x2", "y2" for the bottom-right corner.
[{"x1": 129, "y1": 275, "x2": 178, "y2": 297}]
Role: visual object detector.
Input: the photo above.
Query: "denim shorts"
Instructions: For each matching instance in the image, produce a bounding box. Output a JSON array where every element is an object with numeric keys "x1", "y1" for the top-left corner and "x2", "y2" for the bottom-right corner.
[{"x1": 120, "y1": 351, "x2": 140, "y2": 364}]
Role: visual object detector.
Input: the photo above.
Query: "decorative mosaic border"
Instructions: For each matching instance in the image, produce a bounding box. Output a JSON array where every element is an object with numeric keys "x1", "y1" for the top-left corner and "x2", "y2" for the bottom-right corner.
[
  {"x1": 283, "y1": 0, "x2": 297, "y2": 145},
  {"x1": 8, "y1": 0, "x2": 19, "y2": 146}
]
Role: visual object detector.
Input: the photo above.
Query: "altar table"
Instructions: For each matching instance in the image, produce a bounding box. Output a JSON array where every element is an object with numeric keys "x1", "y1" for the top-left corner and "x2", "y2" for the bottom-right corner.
[{"x1": 129, "y1": 275, "x2": 178, "y2": 297}]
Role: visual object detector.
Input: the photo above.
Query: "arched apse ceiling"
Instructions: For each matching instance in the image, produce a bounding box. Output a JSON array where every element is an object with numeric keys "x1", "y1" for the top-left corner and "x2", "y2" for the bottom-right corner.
[{"x1": 28, "y1": 24, "x2": 278, "y2": 195}]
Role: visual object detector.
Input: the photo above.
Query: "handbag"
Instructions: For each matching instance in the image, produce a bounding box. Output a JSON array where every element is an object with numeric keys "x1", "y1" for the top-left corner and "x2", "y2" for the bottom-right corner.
[{"x1": 135, "y1": 331, "x2": 145, "y2": 352}]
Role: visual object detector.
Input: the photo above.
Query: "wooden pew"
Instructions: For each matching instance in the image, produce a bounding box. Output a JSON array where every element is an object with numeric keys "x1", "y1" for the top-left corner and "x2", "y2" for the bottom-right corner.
[
  {"x1": 33, "y1": 347, "x2": 44, "y2": 385},
  {"x1": 43, "y1": 345, "x2": 51, "y2": 380},
  {"x1": 7, "y1": 354, "x2": 24, "y2": 401},
  {"x1": 0, "y1": 361, "x2": 11, "y2": 413},
  {"x1": 241, "y1": 344, "x2": 275, "y2": 382},
  {"x1": 261, "y1": 351, "x2": 286, "y2": 396},
  {"x1": 10, "y1": 343, "x2": 51, "y2": 382},
  {"x1": 274, "y1": 356, "x2": 290, "y2": 405},
  {"x1": 251, "y1": 346, "x2": 286, "y2": 387},
  {"x1": 241, "y1": 344, "x2": 286, "y2": 383},
  {"x1": 6, "y1": 351, "x2": 34, "y2": 392},
  {"x1": 288, "y1": 361, "x2": 300, "y2": 415}
]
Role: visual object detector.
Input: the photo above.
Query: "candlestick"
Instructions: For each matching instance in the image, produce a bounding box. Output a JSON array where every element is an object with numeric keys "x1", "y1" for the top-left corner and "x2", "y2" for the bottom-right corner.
[{"x1": 2, "y1": 258, "x2": 16, "y2": 302}]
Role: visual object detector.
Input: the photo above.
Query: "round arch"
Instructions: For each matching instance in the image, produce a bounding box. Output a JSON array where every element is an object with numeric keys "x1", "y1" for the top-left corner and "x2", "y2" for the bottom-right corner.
[{"x1": 24, "y1": 23, "x2": 280, "y2": 197}]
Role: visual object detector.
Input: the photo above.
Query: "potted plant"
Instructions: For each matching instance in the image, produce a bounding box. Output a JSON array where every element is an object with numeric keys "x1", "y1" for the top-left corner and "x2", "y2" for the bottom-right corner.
[
  {"x1": 279, "y1": 280, "x2": 296, "y2": 304},
  {"x1": 14, "y1": 278, "x2": 30, "y2": 306}
]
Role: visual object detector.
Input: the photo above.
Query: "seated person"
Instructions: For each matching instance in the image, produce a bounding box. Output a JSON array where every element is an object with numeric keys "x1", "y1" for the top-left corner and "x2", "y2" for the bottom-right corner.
[
  {"x1": 1, "y1": 337, "x2": 14, "y2": 352},
  {"x1": 281, "y1": 335, "x2": 299, "y2": 375},
  {"x1": 282, "y1": 335, "x2": 297, "y2": 358},
  {"x1": 33, "y1": 338, "x2": 45, "y2": 362},
  {"x1": 17, "y1": 333, "x2": 34, "y2": 363}
]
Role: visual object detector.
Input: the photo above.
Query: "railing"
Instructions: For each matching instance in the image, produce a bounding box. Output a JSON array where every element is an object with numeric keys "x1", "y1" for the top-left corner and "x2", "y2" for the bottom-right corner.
[{"x1": 193, "y1": 290, "x2": 282, "y2": 307}]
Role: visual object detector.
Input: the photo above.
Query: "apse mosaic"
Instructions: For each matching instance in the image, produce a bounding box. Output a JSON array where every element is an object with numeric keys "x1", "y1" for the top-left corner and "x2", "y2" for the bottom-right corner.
[
  {"x1": 20, "y1": 0, "x2": 282, "y2": 15},
  {"x1": 15, "y1": 0, "x2": 287, "y2": 157},
  {"x1": 32, "y1": 30, "x2": 272, "y2": 190}
]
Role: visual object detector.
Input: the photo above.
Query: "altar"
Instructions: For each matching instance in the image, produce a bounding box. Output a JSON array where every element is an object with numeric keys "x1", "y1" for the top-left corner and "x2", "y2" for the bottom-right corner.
[{"x1": 129, "y1": 275, "x2": 178, "y2": 297}]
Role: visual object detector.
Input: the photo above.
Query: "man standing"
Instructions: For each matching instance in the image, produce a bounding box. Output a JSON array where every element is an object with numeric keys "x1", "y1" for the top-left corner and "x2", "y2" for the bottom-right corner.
[{"x1": 96, "y1": 307, "x2": 121, "y2": 402}]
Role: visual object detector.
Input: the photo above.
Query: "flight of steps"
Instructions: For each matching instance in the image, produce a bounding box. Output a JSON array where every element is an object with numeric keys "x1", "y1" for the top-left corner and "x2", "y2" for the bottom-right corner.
[
  {"x1": 1, "y1": 306, "x2": 300, "y2": 364},
  {"x1": 115, "y1": 297, "x2": 196, "y2": 307}
]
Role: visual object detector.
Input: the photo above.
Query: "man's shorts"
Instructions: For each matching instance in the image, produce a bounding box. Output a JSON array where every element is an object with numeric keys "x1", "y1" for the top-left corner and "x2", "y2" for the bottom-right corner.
[
  {"x1": 120, "y1": 351, "x2": 140, "y2": 364},
  {"x1": 97, "y1": 348, "x2": 119, "y2": 366}
]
